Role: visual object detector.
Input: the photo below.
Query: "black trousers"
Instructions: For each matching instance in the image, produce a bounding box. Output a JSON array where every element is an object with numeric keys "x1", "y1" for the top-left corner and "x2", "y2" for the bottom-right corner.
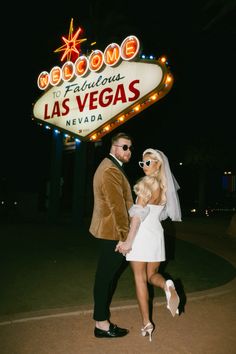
[{"x1": 93, "y1": 238, "x2": 127, "y2": 321}]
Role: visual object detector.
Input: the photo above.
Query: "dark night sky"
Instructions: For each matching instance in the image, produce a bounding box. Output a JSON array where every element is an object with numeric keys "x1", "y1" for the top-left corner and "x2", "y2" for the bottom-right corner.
[{"x1": 2, "y1": 0, "x2": 236, "y2": 203}]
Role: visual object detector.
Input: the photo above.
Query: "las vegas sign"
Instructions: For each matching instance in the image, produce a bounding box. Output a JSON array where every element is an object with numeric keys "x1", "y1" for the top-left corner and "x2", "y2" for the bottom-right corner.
[{"x1": 33, "y1": 21, "x2": 173, "y2": 142}]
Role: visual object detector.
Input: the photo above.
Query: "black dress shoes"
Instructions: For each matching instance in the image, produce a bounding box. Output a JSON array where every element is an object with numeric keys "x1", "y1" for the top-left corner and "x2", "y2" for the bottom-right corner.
[{"x1": 94, "y1": 323, "x2": 129, "y2": 338}]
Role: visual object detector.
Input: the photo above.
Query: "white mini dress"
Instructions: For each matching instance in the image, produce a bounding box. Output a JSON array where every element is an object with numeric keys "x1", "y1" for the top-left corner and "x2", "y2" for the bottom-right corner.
[{"x1": 126, "y1": 204, "x2": 166, "y2": 262}]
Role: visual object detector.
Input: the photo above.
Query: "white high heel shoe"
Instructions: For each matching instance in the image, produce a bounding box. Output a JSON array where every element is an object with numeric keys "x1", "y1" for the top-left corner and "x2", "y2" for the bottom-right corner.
[
  {"x1": 141, "y1": 322, "x2": 154, "y2": 342},
  {"x1": 165, "y1": 279, "x2": 180, "y2": 317}
]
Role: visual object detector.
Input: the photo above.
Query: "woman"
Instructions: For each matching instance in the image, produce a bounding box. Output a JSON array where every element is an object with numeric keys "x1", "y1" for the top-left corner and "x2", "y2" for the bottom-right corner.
[{"x1": 115, "y1": 148, "x2": 182, "y2": 342}]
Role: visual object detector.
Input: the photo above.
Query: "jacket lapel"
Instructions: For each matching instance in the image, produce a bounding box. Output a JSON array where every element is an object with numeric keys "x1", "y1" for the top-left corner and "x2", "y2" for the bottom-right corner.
[{"x1": 107, "y1": 155, "x2": 129, "y2": 181}]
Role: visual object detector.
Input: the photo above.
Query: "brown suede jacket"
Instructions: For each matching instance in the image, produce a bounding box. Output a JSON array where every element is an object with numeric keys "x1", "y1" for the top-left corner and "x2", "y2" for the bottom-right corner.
[{"x1": 89, "y1": 157, "x2": 134, "y2": 241}]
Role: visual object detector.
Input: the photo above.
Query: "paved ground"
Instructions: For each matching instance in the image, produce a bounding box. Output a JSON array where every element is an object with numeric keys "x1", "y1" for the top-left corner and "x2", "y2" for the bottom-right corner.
[{"x1": 0, "y1": 218, "x2": 236, "y2": 354}]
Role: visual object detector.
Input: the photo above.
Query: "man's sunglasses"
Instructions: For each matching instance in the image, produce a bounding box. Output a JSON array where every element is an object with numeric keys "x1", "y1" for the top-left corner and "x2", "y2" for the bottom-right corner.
[
  {"x1": 114, "y1": 144, "x2": 133, "y2": 151},
  {"x1": 139, "y1": 159, "x2": 158, "y2": 168}
]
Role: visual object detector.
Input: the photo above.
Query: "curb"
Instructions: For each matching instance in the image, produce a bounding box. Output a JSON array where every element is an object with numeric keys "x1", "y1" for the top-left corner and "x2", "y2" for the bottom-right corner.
[{"x1": 1, "y1": 276, "x2": 235, "y2": 326}]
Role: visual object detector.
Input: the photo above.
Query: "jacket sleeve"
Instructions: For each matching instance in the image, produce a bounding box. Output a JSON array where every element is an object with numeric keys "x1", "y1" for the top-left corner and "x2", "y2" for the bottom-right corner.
[{"x1": 102, "y1": 167, "x2": 132, "y2": 241}]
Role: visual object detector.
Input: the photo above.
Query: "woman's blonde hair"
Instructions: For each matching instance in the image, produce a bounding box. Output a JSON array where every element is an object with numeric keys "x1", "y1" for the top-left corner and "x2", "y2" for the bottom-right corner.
[
  {"x1": 134, "y1": 150, "x2": 167, "y2": 204},
  {"x1": 134, "y1": 175, "x2": 160, "y2": 204}
]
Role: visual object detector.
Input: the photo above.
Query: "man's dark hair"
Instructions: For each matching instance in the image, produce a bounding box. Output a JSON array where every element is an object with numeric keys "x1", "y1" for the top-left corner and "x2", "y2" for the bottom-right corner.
[{"x1": 111, "y1": 132, "x2": 133, "y2": 145}]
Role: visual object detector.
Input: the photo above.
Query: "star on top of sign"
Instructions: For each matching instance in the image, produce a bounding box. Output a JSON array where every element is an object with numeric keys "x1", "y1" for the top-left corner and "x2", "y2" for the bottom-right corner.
[{"x1": 54, "y1": 18, "x2": 87, "y2": 62}]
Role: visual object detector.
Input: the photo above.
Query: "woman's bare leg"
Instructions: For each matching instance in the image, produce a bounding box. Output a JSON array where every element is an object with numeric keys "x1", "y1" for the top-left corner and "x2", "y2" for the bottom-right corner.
[
  {"x1": 147, "y1": 262, "x2": 179, "y2": 316},
  {"x1": 147, "y1": 262, "x2": 166, "y2": 289},
  {"x1": 130, "y1": 261, "x2": 150, "y2": 326}
]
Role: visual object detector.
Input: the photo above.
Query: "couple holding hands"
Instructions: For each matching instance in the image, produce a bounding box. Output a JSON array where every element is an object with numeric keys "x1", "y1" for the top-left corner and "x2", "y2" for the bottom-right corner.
[{"x1": 89, "y1": 132, "x2": 182, "y2": 342}]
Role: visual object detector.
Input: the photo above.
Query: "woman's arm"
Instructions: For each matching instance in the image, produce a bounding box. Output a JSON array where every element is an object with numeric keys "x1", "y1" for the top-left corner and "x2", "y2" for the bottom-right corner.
[{"x1": 115, "y1": 197, "x2": 149, "y2": 255}]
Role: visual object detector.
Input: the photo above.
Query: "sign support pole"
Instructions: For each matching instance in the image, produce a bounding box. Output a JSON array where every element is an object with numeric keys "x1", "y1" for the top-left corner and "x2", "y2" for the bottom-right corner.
[
  {"x1": 72, "y1": 141, "x2": 87, "y2": 225},
  {"x1": 48, "y1": 131, "x2": 63, "y2": 222}
]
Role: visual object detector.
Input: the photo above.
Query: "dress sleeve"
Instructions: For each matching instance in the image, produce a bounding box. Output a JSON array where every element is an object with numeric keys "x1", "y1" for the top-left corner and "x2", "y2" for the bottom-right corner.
[{"x1": 128, "y1": 204, "x2": 150, "y2": 221}]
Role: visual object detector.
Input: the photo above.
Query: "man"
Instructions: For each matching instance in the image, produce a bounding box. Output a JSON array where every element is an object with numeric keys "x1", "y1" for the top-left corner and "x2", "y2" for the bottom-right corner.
[{"x1": 89, "y1": 132, "x2": 134, "y2": 338}]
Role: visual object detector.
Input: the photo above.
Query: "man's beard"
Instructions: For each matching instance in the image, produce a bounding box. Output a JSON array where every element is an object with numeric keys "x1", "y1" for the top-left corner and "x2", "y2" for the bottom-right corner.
[{"x1": 116, "y1": 154, "x2": 130, "y2": 163}]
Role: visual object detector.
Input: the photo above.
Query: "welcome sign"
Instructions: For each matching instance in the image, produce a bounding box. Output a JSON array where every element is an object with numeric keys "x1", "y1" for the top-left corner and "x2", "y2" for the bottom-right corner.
[{"x1": 33, "y1": 27, "x2": 173, "y2": 142}]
